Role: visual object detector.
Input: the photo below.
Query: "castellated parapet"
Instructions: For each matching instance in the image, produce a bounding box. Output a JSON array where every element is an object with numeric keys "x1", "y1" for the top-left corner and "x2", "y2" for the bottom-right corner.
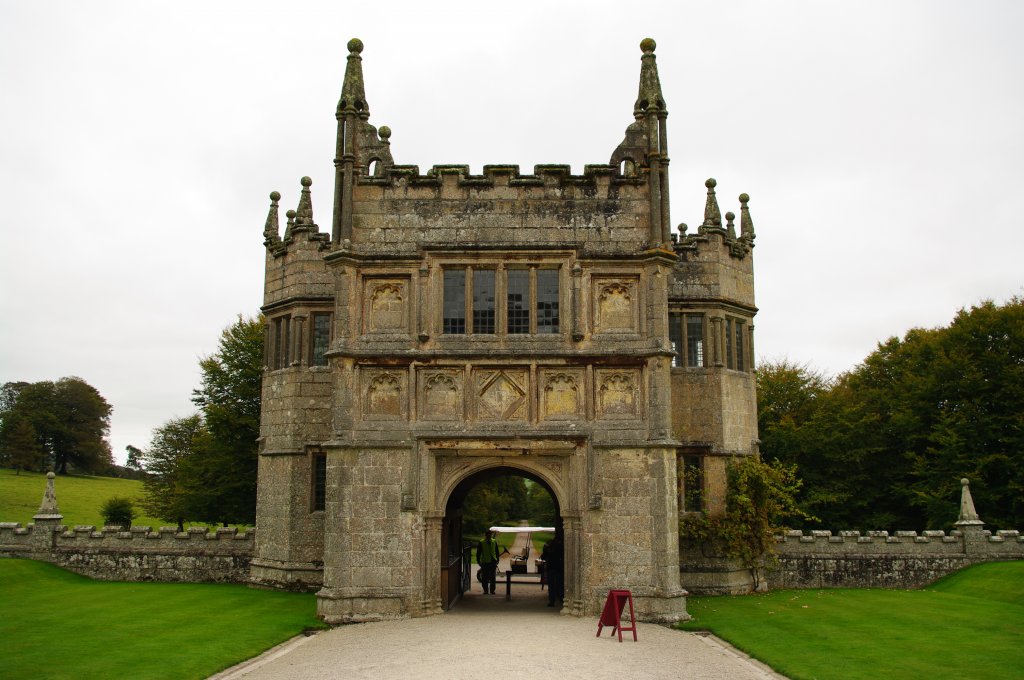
[
  {"x1": 771, "y1": 529, "x2": 1024, "y2": 590},
  {"x1": 0, "y1": 522, "x2": 254, "y2": 583}
]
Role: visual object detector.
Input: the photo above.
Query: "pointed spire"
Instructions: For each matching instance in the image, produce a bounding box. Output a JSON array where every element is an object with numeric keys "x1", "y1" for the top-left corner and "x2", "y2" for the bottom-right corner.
[
  {"x1": 739, "y1": 193, "x2": 755, "y2": 243},
  {"x1": 338, "y1": 38, "x2": 369, "y2": 120},
  {"x1": 957, "y1": 478, "x2": 982, "y2": 523},
  {"x1": 284, "y1": 209, "x2": 296, "y2": 242},
  {"x1": 634, "y1": 38, "x2": 666, "y2": 116},
  {"x1": 701, "y1": 178, "x2": 722, "y2": 230},
  {"x1": 34, "y1": 471, "x2": 61, "y2": 519},
  {"x1": 263, "y1": 191, "x2": 281, "y2": 245},
  {"x1": 293, "y1": 176, "x2": 316, "y2": 232}
]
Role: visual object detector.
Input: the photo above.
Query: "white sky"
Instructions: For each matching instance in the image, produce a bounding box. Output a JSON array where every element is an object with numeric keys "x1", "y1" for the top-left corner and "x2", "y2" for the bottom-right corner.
[{"x1": 2, "y1": 1, "x2": 1021, "y2": 465}]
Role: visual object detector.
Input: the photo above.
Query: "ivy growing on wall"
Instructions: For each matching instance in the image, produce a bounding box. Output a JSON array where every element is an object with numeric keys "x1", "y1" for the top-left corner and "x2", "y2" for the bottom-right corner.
[{"x1": 680, "y1": 455, "x2": 809, "y2": 591}]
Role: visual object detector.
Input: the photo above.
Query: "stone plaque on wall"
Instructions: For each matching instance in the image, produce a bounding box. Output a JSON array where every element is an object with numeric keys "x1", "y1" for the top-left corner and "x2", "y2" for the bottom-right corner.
[
  {"x1": 593, "y1": 277, "x2": 639, "y2": 334},
  {"x1": 419, "y1": 370, "x2": 463, "y2": 421},
  {"x1": 474, "y1": 369, "x2": 528, "y2": 421},
  {"x1": 539, "y1": 369, "x2": 584, "y2": 420},
  {"x1": 362, "y1": 368, "x2": 407, "y2": 420},
  {"x1": 595, "y1": 368, "x2": 641, "y2": 420},
  {"x1": 363, "y1": 278, "x2": 409, "y2": 334}
]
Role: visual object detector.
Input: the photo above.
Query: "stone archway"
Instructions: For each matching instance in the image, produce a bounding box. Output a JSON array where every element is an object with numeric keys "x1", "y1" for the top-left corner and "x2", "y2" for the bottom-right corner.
[
  {"x1": 420, "y1": 438, "x2": 586, "y2": 616},
  {"x1": 441, "y1": 465, "x2": 562, "y2": 610}
]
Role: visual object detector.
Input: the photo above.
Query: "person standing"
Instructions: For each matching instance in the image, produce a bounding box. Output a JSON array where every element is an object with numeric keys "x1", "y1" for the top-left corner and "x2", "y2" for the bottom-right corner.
[
  {"x1": 542, "y1": 533, "x2": 564, "y2": 607},
  {"x1": 477, "y1": 529, "x2": 500, "y2": 594}
]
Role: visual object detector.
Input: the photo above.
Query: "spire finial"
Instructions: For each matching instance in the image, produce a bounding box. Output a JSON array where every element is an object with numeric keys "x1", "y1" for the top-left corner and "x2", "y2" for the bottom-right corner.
[
  {"x1": 634, "y1": 37, "x2": 666, "y2": 116},
  {"x1": 701, "y1": 178, "x2": 722, "y2": 230},
  {"x1": 263, "y1": 191, "x2": 281, "y2": 246},
  {"x1": 958, "y1": 478, "x2": 981, "y2": 523},
  {"x1": 739, "y1": 193, "x2": 755, "y2": 243},
  {"x1": 338, "y1": 37, "x2": 369, "y2": 119},
  {"x1": 725, "y1": 211, "x2": 737, "y2": 240},
  {"x1": 292, "y1": 176, "x2": 315, "y2": 232},
  {"x1": 35, "y1": 471, "x2": 61, "y2": 518}
]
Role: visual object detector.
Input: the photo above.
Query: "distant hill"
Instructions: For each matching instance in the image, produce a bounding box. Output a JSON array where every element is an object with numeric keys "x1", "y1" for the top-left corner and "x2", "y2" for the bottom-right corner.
[{"x1": 0, "y1": 469, "x2": 169, "y2": 528}]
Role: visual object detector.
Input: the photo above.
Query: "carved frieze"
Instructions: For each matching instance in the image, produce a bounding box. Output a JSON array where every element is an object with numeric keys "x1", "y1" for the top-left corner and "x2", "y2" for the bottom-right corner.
[
  {"x1": 420, "y1": 371, "x2": 463, "y2": 421},
  {"x1": 362, "y1": 369, "x2": 407, "y2": 420},
  {"x1": 540, "y1": 369, "x2": 584, "y2": 420},
  {"x1": 474, "y1": 369, "x2": 528, "y2": 421},
  {"x1": 595, "y1": 368, "x2": 641, "y2": 419},
  {"x1": 593, "y1": 277, "x2": 639, "y2": 333},
  {"x1": 363, "y1": 278, "x2": 409, "y2": 334}
]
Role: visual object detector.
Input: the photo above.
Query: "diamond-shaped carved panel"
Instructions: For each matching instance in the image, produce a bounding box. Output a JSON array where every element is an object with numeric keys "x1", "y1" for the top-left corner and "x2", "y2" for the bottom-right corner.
[{"x1": 476, "y1": 370, "x2": 527, "y2": 421}]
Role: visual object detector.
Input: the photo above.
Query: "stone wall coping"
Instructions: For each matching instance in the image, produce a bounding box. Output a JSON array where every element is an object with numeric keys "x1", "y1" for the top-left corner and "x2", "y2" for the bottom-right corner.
[{"x1": 776, "y1": 528, "x2": 1024, "y2": 545}]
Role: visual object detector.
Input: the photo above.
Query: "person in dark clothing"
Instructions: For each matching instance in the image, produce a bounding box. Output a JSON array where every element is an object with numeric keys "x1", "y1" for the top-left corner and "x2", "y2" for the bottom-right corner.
[
  {"x1": 477, "y1": 529, "x2": 500, "y2": 594},
  {"x1": 541, "y1": 534, "x2": 564, "y2": 606}
]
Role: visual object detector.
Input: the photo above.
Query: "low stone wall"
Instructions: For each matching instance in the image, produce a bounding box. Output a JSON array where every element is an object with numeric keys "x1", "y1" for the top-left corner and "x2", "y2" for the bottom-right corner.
[
  {"x1": 0, "y1": 522, "x2": 254, "y2": 583},
  {"x1": 770, "y1": 528, "x2": 1024, "y2": 589}
]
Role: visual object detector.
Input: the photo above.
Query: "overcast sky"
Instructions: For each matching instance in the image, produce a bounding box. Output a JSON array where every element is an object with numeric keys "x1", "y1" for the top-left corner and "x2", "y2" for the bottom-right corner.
[{"x1": 2, "y1": 1, "x2": 1021, "y2": 465}]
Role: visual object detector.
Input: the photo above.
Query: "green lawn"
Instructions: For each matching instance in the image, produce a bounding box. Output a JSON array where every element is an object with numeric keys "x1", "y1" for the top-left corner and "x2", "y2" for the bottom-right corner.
[
  {"x1": 0, "y1": 559, "x2": 324, "y2": 680},
  {"x1": 677, "y1": 561, "x2": 1024, "y2": 680},
  {"x1": 1, "y1": 469, "x2": 177, "y2": 528}
]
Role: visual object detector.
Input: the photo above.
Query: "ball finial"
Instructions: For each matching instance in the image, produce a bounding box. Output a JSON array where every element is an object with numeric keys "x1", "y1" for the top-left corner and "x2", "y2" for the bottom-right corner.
[
  {"x1": 378, "y1": 125, "x2": 391, "y2": 140},
  {"x1": 739, "y1": 192, "x2": 749, "y2": 203},
  {"x1": 961, "y1": 478, "x2": 970, "y2": 486},
  {"x1": 269, "y1": 191, "x2": 280, "y2": 202},
  {"x1": 705, "y1": 177, "x2": 717, "y2": 189},
  {"x1": 347, "y1": 38, "x2": 363, "y2": 54},
  {"x1": 301, "y1": 176, "x2": 312, "y2": 187},
  {"x1": 640, "y1": 38, "x2": 656, "y2": 53},
  {"x1": 47, "y1": 471, "x2": 55, "y2": 479},
  {"x1": 725, "y1": 211, "x2": 735, "y2": 222},
  {"x1": 286, "y1": 209, "x2": 296, "y2": 219}
]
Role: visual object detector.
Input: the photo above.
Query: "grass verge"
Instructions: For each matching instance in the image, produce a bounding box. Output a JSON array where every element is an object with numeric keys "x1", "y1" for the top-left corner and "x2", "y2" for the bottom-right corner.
[
  {"x1": 676, "y1": 561, "x2": 1024, "y2": 680},
  {"x1": 0, "y1": 559, "x2": 325, "y2": 680}
]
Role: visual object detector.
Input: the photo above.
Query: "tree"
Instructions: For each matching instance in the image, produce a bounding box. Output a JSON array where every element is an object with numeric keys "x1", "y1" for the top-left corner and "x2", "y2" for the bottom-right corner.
[
  {"x1": 757, "y1": 297, "x2": 1024, "y2": 531},
  {"x1": 100, "y1": 497, "x2": 137, "y2": 530},
  {"x1": 680, "y1": 455, "x2": 807, "y2": 591},
  {"x1": 0, "y1": 412, "x2": 44, "y2": 474},
  {"x1": 463, "y1": 475, "x2": 530, "y2": 535},
  {"x1": 141, "y1": 414, "x2": 204, "y2": 531},
  {"x1": 185, "y1": 315, "x2": 264, "y2": 525},
  {"x1": 125, "y1": 445, "x2": 144, "y2": 471},
  {"x1": 0, "y1": 377, "x2": 112, "y2": 474}
]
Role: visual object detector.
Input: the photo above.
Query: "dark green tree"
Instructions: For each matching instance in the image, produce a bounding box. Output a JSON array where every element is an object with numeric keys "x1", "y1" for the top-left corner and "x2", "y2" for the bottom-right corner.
[
  {"x1": 185, "y1": 315, "x2": 264, "y2": 525},
  {"x1": 100, "y1": 497, "x2": 137, "y2": 530},
  {"x1": 462, "y1": 475, "x2": 530, "y2": 535},
  {"x1": 0, "y1": 412, "x2": 44, "y2": 474},
  {"x1": 125, "y1": 445, "x2": 144, "y2": 471},
  {"x1": 141, "y1": 414, "x2": 205, "y2": 531},
  {"x1": 0, "y1": 377, "x2": 112, "y2": 474}
]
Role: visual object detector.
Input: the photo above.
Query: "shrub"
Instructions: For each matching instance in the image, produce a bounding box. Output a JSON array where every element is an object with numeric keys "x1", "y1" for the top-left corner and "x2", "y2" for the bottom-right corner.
[{"x1": 100, "y1": 496, "x2": 136, "y2": 530}]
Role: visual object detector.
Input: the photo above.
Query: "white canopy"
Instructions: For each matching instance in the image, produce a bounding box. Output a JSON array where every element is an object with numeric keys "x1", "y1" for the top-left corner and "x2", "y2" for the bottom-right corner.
[{"x1": 488, "y1": 526, "x2": 556, "y2": 533}]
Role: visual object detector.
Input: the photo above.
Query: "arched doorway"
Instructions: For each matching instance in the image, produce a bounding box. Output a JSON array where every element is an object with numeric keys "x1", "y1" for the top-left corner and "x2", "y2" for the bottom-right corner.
[{"x1": 440, "y1": 465, "x2": 562, "y2": 611}]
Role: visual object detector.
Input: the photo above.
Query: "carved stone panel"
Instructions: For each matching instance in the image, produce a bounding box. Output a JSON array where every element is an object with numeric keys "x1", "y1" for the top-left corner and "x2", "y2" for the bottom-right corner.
[
  {"x1": 362, "y1": 368, "x2": 407, "y2": 420},
  {"x1": 593, "y1": 277, "x2": 639, "y2": 334},
  {"x1": 595, "y1": 368, "x2": 641, "y2": 420},
  {"x1": 540, "y1": 369, "x2": 584, "y2": 421},
  {"x1": 419, "y1": 370, "x2": 463, "y2": 421},
  {"x1": 474, "y1": 369, "x2": 528, "y2": 421},
  {"x1": 363, "y1": 278, "x2": 410, "y2": 334}
]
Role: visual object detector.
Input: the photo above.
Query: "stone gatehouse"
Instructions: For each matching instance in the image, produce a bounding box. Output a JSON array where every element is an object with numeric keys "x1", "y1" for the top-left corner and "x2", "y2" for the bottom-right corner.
[{"x1": 250, "y1": 38, "x2": 759, "y2": 624}]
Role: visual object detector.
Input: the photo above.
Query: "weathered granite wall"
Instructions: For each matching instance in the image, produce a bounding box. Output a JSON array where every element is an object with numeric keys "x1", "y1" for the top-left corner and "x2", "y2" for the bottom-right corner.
[
  {"x1": 0, "y1": 520, "x2": 254, "y2": 583},
  {"x1": 770, "y1": 528, "x2": 1024, "y2": 589}
]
